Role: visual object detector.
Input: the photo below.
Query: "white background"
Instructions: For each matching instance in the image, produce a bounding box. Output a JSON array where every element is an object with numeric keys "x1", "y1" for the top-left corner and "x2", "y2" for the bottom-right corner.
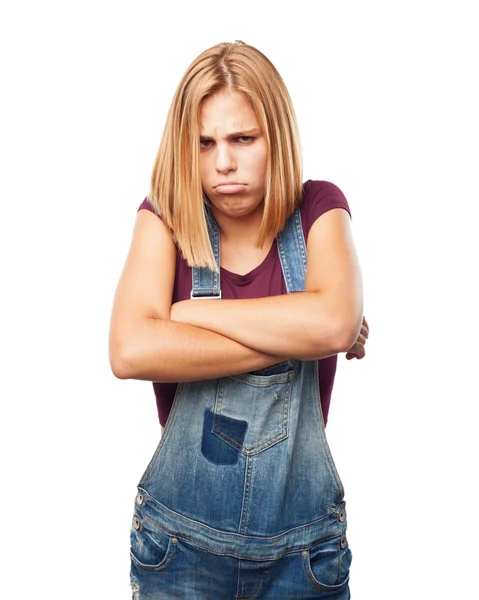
[{"x1": 1, "y1": 1, "x2": 478, "y2": 598}]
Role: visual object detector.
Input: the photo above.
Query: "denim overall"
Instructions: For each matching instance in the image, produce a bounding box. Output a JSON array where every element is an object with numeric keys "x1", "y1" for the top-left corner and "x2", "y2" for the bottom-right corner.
[{"x1": 130, "y1": 209, "x2": 352, "y2": 599}]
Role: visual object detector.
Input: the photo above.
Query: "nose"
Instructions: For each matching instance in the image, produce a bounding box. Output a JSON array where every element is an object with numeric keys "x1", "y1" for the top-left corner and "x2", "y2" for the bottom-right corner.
[{"x1": 215, "y1": 143, "x2": 236, "y2": 174}]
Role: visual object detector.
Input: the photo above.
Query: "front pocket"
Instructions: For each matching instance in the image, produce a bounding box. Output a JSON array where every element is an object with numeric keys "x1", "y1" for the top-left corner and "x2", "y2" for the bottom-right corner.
[
  {"x1": 302, "y1": 533, "x2": 352, "y2": 591},
  {"x1": 212, "y1": 370, "x2": 294, "y2": 455},
  {"x1": 130, "y1": 513, "x2": 177, "y2": 572}
]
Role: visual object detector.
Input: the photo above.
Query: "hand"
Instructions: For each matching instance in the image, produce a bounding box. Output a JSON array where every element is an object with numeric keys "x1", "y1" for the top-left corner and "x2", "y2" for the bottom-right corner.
[
  {"x1": 170, "y1": 300, "x2": 190, "y2": 323},
  {"x1": 170, "y1": 299, "x2": 204, "y2": 326},
  {"x1": 169, "y1": 301, "x2": 181, "y2": 322},
  {"x1": 345, "y1": 316, "x2": 369, "y2": 360}
]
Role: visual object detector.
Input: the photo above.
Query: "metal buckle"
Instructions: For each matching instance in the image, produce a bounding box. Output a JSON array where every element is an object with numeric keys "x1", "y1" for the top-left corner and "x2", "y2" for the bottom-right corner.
[{"x1": 190, "y1": 291, "x2": 222, "y2": 300}]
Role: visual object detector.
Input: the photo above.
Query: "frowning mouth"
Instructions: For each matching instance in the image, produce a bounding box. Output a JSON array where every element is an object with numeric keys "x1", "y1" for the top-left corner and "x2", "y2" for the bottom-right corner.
[{"x1": 214, "y1": 183, "x2": 247, "y2": 194}]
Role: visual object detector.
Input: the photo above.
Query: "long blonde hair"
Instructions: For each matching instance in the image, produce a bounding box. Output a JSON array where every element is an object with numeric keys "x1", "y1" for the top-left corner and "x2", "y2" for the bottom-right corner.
[{"x1": 149, "y1": 41, "x2": 303, "y2": 270}]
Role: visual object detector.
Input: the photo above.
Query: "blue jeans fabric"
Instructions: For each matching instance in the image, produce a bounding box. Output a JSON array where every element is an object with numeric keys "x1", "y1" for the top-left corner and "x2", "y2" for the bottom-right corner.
[{"x1": 130, "y1": 208, "x2": 352, "y2": 598}]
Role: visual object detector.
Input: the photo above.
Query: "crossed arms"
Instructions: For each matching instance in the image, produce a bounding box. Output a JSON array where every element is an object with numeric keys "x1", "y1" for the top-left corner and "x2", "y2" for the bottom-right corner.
[{"x1": 109, "y1": 208, "x2": 366, "y2": 383}]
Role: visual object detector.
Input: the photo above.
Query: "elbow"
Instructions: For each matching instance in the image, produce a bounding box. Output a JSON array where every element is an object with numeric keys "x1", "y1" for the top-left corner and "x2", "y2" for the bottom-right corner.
[
  {"x1": 335, "y1": 329, "x2": 358, "y2": 354},
  {"x1": 335, "y1": 315, "x2": 363, "y2": 354},
  {"x1": 306, "y1": 319, "x2": 357, "y2": 358},
  {"x1": 305, "y1": 288, "x2": 363, "y2": 357},
  {"x1": 109, "y1": 328, "x2": 142, "y2": 380},
  {"x1": 109, "y1": 344, "x2": 134, "y2": 380},
  {"x1": 109, "y1": 318, "x2": 138, "y2": 379},
  {"x1": 309, "y1": 308, "x2": 362, "y2": 356},
  {"x1": 329, "y1": 292, "x2": 364, "y2": 354},
  {"x1": 109, "y1": 317, "x2": 150, "y2": 380},
  {"x1": 109, "y1": 317, "x2": 171, "y2": 380}
]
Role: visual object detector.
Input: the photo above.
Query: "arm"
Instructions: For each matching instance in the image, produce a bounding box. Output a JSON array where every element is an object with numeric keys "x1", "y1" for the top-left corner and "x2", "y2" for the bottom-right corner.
[
  {"x1": 170, "y1": 208, "x2": 363, "y2": 360},
  {"x1": 109, "y1": 210, "x2": 288, "y2": 382}
]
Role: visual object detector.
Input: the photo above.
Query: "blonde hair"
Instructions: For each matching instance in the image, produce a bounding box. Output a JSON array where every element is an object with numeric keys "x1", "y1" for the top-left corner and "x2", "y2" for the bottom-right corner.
[{"x1": 149, "y1": 41, "x2": 303, "y2": 270}]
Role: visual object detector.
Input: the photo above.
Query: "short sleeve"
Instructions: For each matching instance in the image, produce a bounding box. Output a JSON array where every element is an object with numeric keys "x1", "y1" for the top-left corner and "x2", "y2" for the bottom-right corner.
[
  {"x1": 300, "y1": 180, "x2": 351, "y2": 240},
  {"x1": 137, "y1": 197, "x2": 156, "y2": 213}
]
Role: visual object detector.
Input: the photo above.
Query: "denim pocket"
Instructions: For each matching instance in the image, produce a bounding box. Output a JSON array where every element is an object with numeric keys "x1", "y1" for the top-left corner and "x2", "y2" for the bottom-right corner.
[
  {"x1": 302, "y1": 533, "x2": 352, "y2": 591},
  {"x1": 212, "y1": 369, "x2": 294, "y2": 455},
  {"x1": 130, "y1": 513, "x2": 177, "y2": 572}
]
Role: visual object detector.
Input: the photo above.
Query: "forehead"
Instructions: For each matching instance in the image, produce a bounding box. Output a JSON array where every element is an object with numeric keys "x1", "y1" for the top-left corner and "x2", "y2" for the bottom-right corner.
[{"x1": 199, "y1": 89, "x2": 259, "y2": 133}]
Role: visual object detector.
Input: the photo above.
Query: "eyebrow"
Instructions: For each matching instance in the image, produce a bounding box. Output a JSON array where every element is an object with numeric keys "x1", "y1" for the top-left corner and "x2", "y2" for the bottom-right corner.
[{"x1": 199, "y1": 128, "x2": 261, "y2": 140}]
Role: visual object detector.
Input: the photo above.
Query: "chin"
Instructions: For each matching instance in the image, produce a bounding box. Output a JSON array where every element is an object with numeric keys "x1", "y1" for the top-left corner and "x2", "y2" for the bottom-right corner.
[
  {"x1": 225, "y1": 202, "x2": 260, "y2": 217},
  {"x1": 223, "y1": 198, "x2": 263, "y2": 214}
]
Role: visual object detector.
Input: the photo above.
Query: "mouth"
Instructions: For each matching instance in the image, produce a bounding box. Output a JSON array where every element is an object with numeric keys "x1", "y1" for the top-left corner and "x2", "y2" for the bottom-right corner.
[{"x1": 214, "y1": 183, "x2": 247, "y2": 194}]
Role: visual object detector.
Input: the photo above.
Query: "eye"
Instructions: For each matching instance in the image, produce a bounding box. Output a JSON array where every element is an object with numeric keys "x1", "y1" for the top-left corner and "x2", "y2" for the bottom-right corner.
[
  {"x1": 200, "y1": 139, "x2": 214, "y2": 148},
  {"x1": 235, "y1": 136, "x2": 254, "y2": 143}
]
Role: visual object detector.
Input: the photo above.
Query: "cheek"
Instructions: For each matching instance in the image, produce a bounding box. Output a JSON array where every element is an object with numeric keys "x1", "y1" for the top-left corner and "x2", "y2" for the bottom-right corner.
[
  {"x1": 253, "y1": 143, "x2": 268, "y2": 177},
  {"x1": 252, "y1": 151, "x2": 268, "y2": 183},
  {"x1": 199, "y1": 158, "x2": 211, "y2": 186}
]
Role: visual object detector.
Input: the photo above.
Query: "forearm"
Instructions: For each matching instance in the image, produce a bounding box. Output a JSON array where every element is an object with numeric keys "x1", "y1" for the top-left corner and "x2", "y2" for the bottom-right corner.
[
  {"x1": 111, "y1": 317, "x2": 289, "y2": 382},
  {"x1": 171, "y1": 292, "x2": 361, "y2": 360}
]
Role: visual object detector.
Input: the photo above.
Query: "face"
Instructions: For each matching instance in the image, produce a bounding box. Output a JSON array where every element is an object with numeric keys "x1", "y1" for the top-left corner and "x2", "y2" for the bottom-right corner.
[{"x1": 198, "y1": 88, "x2": 268, "y2": 220}]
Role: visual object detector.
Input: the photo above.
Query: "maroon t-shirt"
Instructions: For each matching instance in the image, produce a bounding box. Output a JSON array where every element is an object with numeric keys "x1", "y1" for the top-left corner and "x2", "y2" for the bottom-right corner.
[{"x1": 138, "y1": 180, "x2": 351, "y2": 427}]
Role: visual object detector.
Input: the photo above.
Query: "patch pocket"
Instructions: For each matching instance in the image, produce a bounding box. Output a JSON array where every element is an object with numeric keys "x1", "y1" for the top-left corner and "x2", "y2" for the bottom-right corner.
[
  {"x1": 212, "y1": 370, "x2": 294, "y2": 455},
  {"x1": 130, "y1": 513, "x2": 177, "y2": 572},
  {"x1": 302, "y1": 532, "x2": 352, "y2": 591}
]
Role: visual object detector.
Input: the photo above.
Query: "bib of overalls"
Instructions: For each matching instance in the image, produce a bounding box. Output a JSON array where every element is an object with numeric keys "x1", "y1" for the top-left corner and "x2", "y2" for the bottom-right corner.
[{"x1": 135, "y1": 207, "x2": 346, "y2": 559}]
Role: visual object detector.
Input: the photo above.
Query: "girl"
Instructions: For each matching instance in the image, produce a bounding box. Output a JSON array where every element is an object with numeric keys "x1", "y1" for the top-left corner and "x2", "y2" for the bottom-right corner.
[{"x1": 110, "y1": 40, "x2": 368, "y2": 599}]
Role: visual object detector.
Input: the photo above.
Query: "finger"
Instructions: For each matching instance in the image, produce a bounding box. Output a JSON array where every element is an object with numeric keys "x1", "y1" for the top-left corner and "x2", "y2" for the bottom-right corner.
[
  {"x1": 361, "y1": 322, "x2": 369, "y2": 339},
  {"x1": 363, "y1": 316, "x2": 369, "y2": 336},
  {"x1": 352, "y1": 341, "x2": 366, "y2": 359},
  {"x1": 346, "y1": 341, "x2": 366, "y2": 359},
  {"x1": 356, "y1": 344, "x2": 365, "y2": 358}
]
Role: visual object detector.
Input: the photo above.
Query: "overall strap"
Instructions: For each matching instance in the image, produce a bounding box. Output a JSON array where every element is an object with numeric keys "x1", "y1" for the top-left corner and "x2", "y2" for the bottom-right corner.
[
  {"x1": 191, "y1": 206, "x2": 307, "y2": 298},
  {"x1": 191, "y1": 209, "x2": 222, "y2": 299},
  {"x1": 276, "y1": 208, "x2": 307, "y2": 293}
]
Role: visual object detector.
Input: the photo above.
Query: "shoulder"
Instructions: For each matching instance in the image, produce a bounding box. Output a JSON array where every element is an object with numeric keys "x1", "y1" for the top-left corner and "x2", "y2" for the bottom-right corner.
[
  {"x1": 301, "y1": 180, "x2": 351, "y2": 216},
  {"x1": 299, "y1": 180, "x2": 351, "y2": 239}
]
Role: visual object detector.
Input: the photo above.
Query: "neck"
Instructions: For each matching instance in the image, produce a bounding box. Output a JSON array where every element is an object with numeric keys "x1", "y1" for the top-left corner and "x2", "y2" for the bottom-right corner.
[{"x1": 210, "y1": 204, "x2": 265, "y2": 246}]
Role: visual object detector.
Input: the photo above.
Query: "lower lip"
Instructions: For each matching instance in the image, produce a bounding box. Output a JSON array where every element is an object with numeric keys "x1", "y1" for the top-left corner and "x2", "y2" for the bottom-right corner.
[{"x1": 215, "y1": 184, "x2": 246, "y2": 194}]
